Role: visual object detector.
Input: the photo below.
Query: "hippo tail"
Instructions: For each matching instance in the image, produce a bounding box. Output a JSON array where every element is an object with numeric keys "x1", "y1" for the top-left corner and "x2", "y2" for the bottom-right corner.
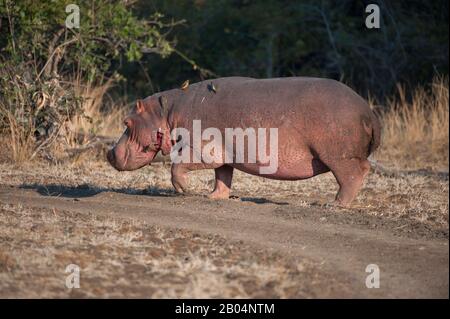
[{"x1": 367, "y1": 110, "x2": 381, "y2": 156}]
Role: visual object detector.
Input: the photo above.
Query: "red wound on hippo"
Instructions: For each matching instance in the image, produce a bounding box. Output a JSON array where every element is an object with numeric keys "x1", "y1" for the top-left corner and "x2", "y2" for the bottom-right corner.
[
  {"x1": 156, "y1": 130, "x2": 163, "y2": 146},
  {"x1": 149, "y1": 129, "x2": 164, "y2": 151}
]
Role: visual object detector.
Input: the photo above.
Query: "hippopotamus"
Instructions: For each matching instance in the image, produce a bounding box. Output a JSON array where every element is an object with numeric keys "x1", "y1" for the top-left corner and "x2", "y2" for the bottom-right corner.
[{"x1": 107, "y1": 77, "x2": 380, "y2": 206}]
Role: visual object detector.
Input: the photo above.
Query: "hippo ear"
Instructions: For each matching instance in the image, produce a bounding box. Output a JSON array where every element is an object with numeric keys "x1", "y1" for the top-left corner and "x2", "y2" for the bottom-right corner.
[
  {"x1": 136, "y1": 100, "x2": 145, "y2": 114},
  {"x1": 159, "y1": 95, "x2": 168, "y2": 118}
]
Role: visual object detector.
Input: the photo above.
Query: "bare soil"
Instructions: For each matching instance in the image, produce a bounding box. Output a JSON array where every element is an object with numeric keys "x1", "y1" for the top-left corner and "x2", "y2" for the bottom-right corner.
[{"x1": 0, "y1": 162, "x2": 448, "y2": 298}]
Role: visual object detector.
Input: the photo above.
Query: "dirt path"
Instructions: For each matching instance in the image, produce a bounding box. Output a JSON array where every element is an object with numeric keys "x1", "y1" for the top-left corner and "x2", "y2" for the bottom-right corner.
[{"x1": 0, "y1": 185, "x2": 448, "y2": 298}]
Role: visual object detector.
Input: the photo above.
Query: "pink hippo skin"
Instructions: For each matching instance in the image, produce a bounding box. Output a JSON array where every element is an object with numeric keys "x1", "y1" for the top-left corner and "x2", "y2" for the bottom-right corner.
[{"x1": 107, "y1": 77, "x2": 381, "y2": 206}]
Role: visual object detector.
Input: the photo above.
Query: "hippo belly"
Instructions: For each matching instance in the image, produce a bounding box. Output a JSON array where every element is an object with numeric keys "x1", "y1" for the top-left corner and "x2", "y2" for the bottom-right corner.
[{"x1": 233, "y1": 157, "x2": 330, "y2": 180}]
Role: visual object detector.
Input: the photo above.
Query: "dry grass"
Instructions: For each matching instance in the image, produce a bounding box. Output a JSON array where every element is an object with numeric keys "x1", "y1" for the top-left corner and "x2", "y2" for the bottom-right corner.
[
  {"x1": 377, "y1": 76, "x2": 449, "y2": 170},
  {"x1": 0, "y1": 202, "x2": 343, "y2": 298},
  {"x1": 2, "y1": 111, "x2": 35, "y2": 162},
  {"x1": 0, "y1": 77, "x2": 126, "y2": 163},
  {"x1": 66, "y1": 79, "x2": 126, "y2": 143},
  {"x1": 0, "y1": 160, "x2": 447, "y2": 298}
]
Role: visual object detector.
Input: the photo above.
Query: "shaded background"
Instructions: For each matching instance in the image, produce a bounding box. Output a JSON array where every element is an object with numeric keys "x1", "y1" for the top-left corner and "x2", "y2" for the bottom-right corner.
[{"x1": 125, "y1": 0, "x2": 448, "y2": 100}]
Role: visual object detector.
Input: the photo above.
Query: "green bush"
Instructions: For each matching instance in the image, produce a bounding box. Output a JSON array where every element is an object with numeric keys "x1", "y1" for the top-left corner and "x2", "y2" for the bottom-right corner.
[{"x1": 0, "y1": 0, "x2": 178, "y2": 160}]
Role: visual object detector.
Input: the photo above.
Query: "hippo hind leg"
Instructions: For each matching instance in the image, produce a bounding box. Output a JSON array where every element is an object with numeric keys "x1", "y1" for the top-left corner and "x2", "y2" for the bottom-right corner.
[
  {"x1": 326, "y1": 158, "x2": 370, "y2": 207},
  {"x1": 208, "y1": 165, "x2": 234, "y2": 199}
]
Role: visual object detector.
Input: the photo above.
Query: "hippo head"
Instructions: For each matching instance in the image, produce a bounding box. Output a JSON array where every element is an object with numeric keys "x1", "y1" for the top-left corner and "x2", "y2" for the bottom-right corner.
[{"x1": 107, "y1": 96, "x2": 171, "y2": 171}]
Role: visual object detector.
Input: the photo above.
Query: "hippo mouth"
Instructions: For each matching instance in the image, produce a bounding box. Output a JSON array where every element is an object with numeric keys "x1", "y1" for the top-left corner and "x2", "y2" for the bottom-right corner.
[
  {"x1": 107, "y1": 146, "x2": 159, "y2": 171},
  {"x1": 145, "y1": 149, "x2": 159, "y2": 166},
  {"x1": 107, "y1": 127, "x2": 165, "y2": 171},
  {"x1": 129, "y1": 148, "x2": 159, "y2": 169}
]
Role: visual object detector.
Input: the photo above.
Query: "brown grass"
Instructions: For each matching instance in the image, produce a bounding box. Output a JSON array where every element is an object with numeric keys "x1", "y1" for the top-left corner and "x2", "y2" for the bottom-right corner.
[
  {"x1": 377, "y1": 76, "x2": 449, "y2": 170},
  {"x1": 0, "y1": 77, "x2": 127, "y2": 163},
  {"x1": 66, "y1": 79, "x2": 126, "y2": 143},
  {"x1": 0, "y1": 202, "x2": 344, "y2": 298},
  {"x1": 0, "y1": 160, "x2": 447, "y2": 297},
  {"x1": 3, "y1": 111, "x2": 35, "y2": 162}
]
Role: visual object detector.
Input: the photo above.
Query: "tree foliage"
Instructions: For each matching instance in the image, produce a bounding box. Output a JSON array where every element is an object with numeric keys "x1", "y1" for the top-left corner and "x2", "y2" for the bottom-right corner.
[
  {"x1": 0, "y1": 0, "x2": 179, "y2": 159},
  {"x1": 133, "y1": 0, "x2": 448, "y2": 98},
  {"x1": 0, "y1": 0, "x2": 175, "y2": 82}
]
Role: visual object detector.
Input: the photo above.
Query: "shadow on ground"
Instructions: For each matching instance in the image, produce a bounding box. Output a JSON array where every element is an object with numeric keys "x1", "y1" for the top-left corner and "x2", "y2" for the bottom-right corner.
[
  {"x1": 240, "y1": 197, "x2": 289, "y2": 205},
  {"x1": 19, "y1": 183, "x2": 289, "y2": 205},
  {"x1": 19, "y1": 183, "x2": 176, "y2": 198}
]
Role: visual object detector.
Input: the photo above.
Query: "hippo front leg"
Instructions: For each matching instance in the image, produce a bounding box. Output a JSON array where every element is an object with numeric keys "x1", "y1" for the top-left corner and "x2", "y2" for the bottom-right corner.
[
  {"x1": 208, "y1": 165, "x2": 234, "y2": 200},
  {"x1": 171, "y1": 163, "x2": 191, "y2": 194},
  {"x1": 171, "y1": 162, "x2": 219, "y2": 194}
]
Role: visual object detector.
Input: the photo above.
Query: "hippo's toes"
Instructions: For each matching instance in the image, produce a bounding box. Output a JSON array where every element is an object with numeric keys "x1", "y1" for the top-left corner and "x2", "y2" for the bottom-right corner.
[
  {"x1": 171, "y1": 178, "x2": 188, "y2": 194},
  {"x1": 173, "y1": 183, "x2": 187, "y2": 194}
]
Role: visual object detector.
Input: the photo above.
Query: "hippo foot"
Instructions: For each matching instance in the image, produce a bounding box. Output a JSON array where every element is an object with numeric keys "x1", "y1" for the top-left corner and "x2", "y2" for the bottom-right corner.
[
  {"x1": 207, "y1": 190, "x2": 230, "y2": 200},
  {"x1": 208, "y1": 165, "x2": 234, "y2": 200},
  {"x1": 172, "y1": 179, "x2": 189, "y2": 194}
]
